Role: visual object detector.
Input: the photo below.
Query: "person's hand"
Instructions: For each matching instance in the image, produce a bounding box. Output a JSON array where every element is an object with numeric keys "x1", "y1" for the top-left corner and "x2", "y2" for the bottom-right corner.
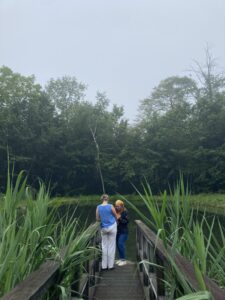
[{"x1": 116, "y1": 213, "x2": 121, "y2": 220}]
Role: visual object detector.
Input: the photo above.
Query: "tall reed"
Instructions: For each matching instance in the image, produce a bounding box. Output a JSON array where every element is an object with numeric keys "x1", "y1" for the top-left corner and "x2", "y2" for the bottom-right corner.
[
  {"x1": 124, "y1": 180, "x2": 225, "y2": 298},
  {"x1": 0, "y1": 170, "x2": 98, "y2": 298}
]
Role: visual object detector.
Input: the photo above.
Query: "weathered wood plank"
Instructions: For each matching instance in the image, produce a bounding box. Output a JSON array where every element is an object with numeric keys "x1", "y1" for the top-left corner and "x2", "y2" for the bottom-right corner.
[
  {"x1": 1, "y1": 260, "x2": 60, "y2": 300},
  {"x1": 94, "y1": 262, "x2": 144, "y2": 300}
]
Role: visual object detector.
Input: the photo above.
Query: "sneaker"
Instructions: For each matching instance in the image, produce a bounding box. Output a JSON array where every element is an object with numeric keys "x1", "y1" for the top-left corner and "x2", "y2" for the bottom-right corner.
[
  {"x1": 115, "y1": 260, "x2": 121, "y2": 265},
  {"x1": 118, "y1": 260, "x2": 127, "y2": 266}
]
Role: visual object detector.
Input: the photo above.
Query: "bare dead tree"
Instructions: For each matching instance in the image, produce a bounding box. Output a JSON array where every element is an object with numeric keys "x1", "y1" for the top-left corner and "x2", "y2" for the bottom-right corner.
[
  {"x1": 90, "y1": 126, "x2": 105, "y2": 194},
  {"x1": 189, "y1": 45, "x2": 225, "y2": 101}
]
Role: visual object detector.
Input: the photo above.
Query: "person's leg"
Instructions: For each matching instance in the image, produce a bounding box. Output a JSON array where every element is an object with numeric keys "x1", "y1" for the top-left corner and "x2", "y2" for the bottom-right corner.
[
  {"x1": 117, "y1": 233, "x2": 122, "y2": 259},
  {"x1": 107, "y1": 222, "x2": 117, "y2": 268},
  {"x1": 101, "y1": 228, "x2": 108, "y2": 269},
  {"x1": 115, "y1": 234, "x2": 121, "y2": 264},
  {"x1": 117, "y1": 233, "x2": 128, "y2": 260}
]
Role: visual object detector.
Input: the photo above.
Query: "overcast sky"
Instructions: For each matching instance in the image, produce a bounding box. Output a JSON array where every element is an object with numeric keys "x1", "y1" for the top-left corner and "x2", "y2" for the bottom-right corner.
[{"x1": 1, "y1": 0, "x2": 225, "y2": 122}]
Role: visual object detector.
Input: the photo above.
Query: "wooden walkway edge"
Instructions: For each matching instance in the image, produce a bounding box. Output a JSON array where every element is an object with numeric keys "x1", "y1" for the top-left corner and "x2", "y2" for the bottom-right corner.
[{"x1": 93, "y1": 261, "x2": 144, "y2": 300}]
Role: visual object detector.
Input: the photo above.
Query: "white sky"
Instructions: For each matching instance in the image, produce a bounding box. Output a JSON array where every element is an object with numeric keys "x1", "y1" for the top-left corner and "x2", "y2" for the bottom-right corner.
[{"x1": 1, "y1": 0, "x2": 225, "y2": 122}]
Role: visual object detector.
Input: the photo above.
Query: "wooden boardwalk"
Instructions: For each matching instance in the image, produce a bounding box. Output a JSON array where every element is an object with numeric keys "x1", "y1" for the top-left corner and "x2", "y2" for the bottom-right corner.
[
  {"x1": 93, "y1": 261, "x2": 144, "y2": 300},
  {"x1": 3, "y1": 220, "x2": 225, "y2": 300}
]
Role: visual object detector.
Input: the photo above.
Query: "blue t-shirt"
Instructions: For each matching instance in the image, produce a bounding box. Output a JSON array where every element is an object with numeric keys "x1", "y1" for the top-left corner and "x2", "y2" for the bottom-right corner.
[{"x1": 98, "y1": 204, "x2": 116, "y2": 228}]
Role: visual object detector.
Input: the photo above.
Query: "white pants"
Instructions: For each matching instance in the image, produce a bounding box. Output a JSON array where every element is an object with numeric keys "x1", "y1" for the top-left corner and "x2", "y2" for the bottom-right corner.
[{"x1": 101, "y1": 222, "x2": 117, "y2": 269}]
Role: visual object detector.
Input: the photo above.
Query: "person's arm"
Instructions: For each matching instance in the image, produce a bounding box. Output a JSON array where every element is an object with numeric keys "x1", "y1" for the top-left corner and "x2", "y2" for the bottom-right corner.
[
  {"x1": 96, "y1": 207, "x2": 100, "y2": 222},
  {"x1": 111, "y1": 205, "x2": 118, "y2": 220}
]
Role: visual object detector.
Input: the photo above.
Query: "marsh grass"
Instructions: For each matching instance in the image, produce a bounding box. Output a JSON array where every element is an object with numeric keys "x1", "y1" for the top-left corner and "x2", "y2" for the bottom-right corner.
[
  {"x1": 50, "y1": 194, "x2": 151, "y2": 207},
  {"x1": 122, "y1": 180, "x2": 225, "y2": 299},
  {"x1": 176, "y1": 291, "x2": 213, "y2": 300},
  {"x1": 0, "y1": 170, "x2": 98, "y2": 298},
  {"x1": 50, "y1": 193, "x2": 225, "y2": 215}
]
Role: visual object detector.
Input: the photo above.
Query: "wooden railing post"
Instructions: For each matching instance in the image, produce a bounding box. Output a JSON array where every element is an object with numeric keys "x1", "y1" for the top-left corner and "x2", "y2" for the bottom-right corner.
[
  {"x1": 155, "y1": 252, "x2": 165, "y2": 297},
  {"x1": 73, "y1": 227, "x2": 101, "y2": 300}
]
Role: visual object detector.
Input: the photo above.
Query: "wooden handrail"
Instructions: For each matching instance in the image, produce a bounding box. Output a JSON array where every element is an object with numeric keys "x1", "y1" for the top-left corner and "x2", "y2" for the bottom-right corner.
[
  {"x1": 135, "y1": 220, "x2": 225, "y2": 300},
  {"x1": 1, "y1": 223, "x2": 100, "y2": 300},
  {"x1": 0, "y1": 260, "x2": 61, "y2": 300}
]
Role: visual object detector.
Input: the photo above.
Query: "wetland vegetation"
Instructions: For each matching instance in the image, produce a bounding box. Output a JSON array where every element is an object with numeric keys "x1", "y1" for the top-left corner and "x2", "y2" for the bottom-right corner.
[
  {"x1": 0, "y1": 172, "x2": 98, "y2": 298},
  {"x1": 1, "y1": 53, "x2": 225, "y2": 298}
]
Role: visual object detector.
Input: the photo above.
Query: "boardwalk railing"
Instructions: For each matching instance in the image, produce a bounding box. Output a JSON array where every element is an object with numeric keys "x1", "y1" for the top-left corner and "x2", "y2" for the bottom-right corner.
[
  {"x1": 1, "y1": 223, "x2": 101, "y2": 300},
  {"x1": 135, "y1": 220, "x2": 225, "y2": 300}
]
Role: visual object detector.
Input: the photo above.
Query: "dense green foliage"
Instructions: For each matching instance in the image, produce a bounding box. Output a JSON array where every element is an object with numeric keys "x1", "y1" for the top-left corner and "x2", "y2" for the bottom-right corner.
[{"x1": 1, "y1": 54, "x2": 225, "y2": 195}]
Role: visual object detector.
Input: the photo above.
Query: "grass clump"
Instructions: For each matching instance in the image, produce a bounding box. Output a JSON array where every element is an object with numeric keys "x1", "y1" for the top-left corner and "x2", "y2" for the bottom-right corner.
[
  {"x1": 0, "y1": 170, "x2": 98, "y2": 298},
  {"x1": 124, "y1": 179, "x2": 225, "y2": 298}
]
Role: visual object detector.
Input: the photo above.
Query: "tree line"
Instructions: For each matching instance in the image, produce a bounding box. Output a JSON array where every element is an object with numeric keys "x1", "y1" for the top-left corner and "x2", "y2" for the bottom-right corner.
[{"x1": 1, "y1": 54, "x2": 225, "y2": 195}]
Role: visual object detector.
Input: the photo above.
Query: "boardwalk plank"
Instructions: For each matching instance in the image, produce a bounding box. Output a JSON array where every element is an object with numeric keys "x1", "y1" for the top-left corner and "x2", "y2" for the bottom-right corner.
[{"x1": 93, "y1": 262, "x2": 144, "y2": 300}]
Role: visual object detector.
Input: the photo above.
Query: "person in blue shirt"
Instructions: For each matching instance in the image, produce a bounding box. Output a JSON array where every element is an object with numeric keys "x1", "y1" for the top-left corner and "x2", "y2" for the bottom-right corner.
[
  {"x1": 96, "y1": 194, "x2": 117, "y2": 270},
  {"x1": 115, "y1": 200, "x2": 129, "y2": 266}
]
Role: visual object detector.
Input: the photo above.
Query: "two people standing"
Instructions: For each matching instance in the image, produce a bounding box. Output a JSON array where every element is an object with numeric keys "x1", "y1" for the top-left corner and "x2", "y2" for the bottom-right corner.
[{"x1": 96, "y1": 194, "x2": 128, "y2": 270}]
